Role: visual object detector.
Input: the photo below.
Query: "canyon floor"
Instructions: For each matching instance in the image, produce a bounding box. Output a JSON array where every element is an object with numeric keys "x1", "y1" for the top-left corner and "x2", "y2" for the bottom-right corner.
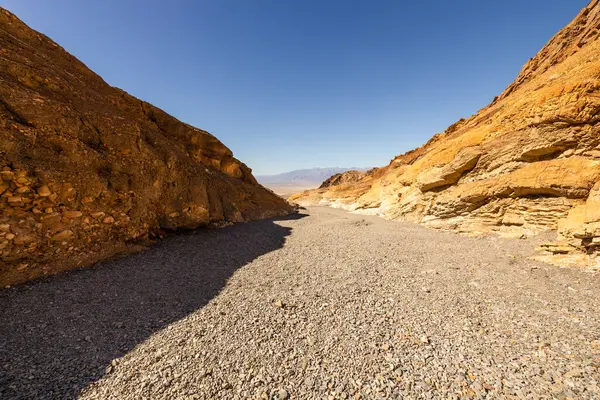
[
  {"x1": 262, "y1": 184, "x2": 319, "y2": 198},
  {"x1": 1, "y1": 207, "x2": 599, "y2": 399}
]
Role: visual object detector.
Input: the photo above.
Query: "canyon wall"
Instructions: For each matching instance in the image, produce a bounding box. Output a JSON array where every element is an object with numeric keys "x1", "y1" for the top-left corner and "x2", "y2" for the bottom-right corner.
[
  {"x1": 291, "y1": 1, "x2": 600, "y2": 268},
  {"x1": 0, "y1": 8, "x2": 293, "y2": 286}
]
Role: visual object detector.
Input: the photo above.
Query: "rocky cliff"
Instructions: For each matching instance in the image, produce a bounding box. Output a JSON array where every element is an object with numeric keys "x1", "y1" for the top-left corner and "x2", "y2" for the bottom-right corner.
[
  {"x1": 291, "y1": 1, "x2": 600, "y2": 268},
  {"x1": 0, "y1": 8, "x2": 293, "y2": 286},
  {"x1": 318, "y1": 169, "x2": 370, "y2": 189}
]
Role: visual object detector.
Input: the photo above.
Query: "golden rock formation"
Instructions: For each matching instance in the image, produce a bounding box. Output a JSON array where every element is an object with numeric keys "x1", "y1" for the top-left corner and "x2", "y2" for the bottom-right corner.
[
  {"x1": 291, "y1": 1, "x2": 600, "y2": 269},
  {"x1": 0, "y1": 8, "x2": 293, "y2": 286}
]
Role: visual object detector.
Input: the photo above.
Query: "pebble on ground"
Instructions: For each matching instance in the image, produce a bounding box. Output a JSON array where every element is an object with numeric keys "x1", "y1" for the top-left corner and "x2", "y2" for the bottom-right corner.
[{"x1": 1, "y1": 207, "x2": 599, "y2": 399}]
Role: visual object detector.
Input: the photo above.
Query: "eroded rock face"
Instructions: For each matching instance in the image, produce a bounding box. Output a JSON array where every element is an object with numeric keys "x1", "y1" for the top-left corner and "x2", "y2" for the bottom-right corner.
[
  {"x1": 319, "y1": 170, "x2": 370, "y2": 189},
  {"x1": 0, "y1": 8, "x2": 293, "y2": 286},
  {"x1": 291, "y1": 0, "x2": 600, "y2": 268}
]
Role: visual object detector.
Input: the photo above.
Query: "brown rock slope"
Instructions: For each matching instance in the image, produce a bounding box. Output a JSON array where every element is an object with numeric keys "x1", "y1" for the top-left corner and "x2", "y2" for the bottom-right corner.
[
  {"x1": 291, "y1": 0, "x2": 600, "y2": 268},
  {"x1": 318, "y1": 169, "x2": 370, "y2": 189},
  {"x1": 0, "y1": 8, "x2": 292, "y2": 286}
]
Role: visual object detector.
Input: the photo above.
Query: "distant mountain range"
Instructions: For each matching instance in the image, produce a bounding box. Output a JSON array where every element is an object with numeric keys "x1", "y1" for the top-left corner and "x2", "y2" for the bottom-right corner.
[{"x1": 257, "y1": 167, "x2": 371, "y2": 186}]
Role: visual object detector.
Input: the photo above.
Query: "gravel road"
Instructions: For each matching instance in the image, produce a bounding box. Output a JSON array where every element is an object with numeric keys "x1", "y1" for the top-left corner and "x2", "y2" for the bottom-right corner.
[{"x1": 1, "y1": 207, "x2": 599, "y2": 399}]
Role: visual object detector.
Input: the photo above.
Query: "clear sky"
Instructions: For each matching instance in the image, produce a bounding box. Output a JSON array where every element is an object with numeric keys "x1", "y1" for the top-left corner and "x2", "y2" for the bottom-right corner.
[{"x1": 2, "y1": 0, "x2": 590, "y2": 175}]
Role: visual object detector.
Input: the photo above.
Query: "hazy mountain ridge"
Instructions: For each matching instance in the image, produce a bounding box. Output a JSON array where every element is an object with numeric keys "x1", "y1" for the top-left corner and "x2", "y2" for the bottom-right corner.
[{"x1": 257, "y1": 167, "x2": 371, "y2": 185}]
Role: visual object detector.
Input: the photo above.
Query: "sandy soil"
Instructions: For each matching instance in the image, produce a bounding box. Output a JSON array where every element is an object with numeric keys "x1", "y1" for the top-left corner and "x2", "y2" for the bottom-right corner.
[{"x1": 262, "y1": 184, "x2": 317, "y2": 198}]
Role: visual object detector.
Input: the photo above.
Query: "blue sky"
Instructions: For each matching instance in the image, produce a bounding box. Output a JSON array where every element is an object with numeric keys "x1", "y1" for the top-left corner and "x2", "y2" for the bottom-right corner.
[{"x1": 2, "y1": 0, "x2": 589, "y2": 175}]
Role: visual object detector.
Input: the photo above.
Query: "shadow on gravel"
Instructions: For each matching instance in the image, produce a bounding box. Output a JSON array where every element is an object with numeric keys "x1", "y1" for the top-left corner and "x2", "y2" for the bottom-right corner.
[{"x1": 0, "y1": 212, "x2": 307, "y2": 399}]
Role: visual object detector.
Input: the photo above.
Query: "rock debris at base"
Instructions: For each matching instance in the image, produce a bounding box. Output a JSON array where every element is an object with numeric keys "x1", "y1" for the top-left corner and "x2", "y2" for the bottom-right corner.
[{"x1": 1, "y1": 207, "x2": 599, "y2": 399}]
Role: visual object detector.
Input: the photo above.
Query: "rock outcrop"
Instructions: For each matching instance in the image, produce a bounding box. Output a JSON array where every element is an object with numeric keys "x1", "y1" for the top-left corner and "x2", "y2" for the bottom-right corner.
[
  {"x1": 319, "y1": 169, "x2": 370, "y2": 189},
  {"x1": 291, "y1": 0, "x2": 600, "y2": 268},
  {"x1": 0, "y1": 8, "x2": 293, "y2": 286}
]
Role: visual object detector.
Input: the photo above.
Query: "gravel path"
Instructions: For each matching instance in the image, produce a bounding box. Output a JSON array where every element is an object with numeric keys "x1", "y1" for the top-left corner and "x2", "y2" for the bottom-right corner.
[{"x1": 1, "y1": 207, "x2": 599, "y2": 399}]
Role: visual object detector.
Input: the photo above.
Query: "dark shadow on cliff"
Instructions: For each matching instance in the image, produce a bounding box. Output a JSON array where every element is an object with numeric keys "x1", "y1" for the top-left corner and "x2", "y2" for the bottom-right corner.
[{"x1": 0, "y1": 212, "x2": 307, "y2": 399}]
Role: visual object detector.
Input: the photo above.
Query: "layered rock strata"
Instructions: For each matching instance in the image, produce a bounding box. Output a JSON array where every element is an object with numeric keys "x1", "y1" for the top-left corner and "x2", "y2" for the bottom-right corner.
[{"x1": 291, "y1": 1, "x2": 600, "y2": 268}]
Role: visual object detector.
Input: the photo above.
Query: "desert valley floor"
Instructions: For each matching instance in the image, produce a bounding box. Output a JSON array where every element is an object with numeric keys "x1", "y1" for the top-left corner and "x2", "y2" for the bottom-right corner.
[{"x1": 1, "y1": 207, "x2": 599, "y2": 399}]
